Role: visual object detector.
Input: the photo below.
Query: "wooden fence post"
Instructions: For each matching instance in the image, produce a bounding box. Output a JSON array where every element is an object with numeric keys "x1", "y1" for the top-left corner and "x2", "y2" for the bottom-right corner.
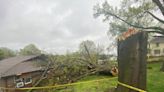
[{"x1": 115, "y1": 31, "x2": 148, "y2": 92}]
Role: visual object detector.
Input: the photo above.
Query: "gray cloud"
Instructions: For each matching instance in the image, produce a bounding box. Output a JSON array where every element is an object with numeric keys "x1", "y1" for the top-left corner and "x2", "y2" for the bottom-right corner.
[{"x1": 0, "y1": 0, "x2": 117, "y2": 54}]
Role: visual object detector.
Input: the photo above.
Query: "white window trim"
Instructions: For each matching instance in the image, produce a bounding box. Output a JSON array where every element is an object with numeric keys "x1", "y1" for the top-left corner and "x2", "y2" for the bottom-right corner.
[
  {"x1": 16, "y1": 82, "x2": 24, "y2": 88},
  {"x1": 24, "y1": 78, "x2": 32, "y2": 85},
  {"x1": 14, "y1": 78, "x2": 23, "y2": 83}
]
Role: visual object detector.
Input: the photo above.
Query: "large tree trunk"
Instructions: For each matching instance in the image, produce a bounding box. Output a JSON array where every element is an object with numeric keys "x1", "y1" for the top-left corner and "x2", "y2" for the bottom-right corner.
[
  {"x1": 160, "y1": 62, "x2": 164, "y2": 72},
  {"x1": 115, "y1": 31, "x2": 148, "y2": 92}
]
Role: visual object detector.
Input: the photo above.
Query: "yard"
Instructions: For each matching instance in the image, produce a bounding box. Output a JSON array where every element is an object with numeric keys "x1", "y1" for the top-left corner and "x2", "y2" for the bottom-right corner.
[
  {"x1": 147, "y1": 62, "x2": 164, "y2": 92},
  {"x1": 53, "y1": 62, "x2": 164, "y2": 92}
]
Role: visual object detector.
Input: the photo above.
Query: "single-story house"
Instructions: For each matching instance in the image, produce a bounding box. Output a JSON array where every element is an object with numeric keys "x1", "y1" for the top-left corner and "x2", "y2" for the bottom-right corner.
[{"x1": 0, "y1": 55, "x2": 47, "y2": 92}]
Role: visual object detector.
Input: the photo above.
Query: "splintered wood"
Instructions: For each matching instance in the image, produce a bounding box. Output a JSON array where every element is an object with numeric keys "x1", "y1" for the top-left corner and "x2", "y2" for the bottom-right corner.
[{"x1": 118, "y1": 28, "x2": 139, "y2": 41}]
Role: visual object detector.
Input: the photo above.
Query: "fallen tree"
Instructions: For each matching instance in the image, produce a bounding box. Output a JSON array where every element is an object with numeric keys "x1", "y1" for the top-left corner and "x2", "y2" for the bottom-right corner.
[{"x1": 30, "y1": 51, "x2": 117, "y2": 92}]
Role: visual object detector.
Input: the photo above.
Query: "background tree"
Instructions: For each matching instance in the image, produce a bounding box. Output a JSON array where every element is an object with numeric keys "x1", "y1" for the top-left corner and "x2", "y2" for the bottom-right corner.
[
  {"x1": 0, "y1": 47, "x2": 16, "y2": 60},
  {"x1": 79, "y1": 40, "x2": 97, "y2": 55},
  {"x1": 79, "y1": 40, "x2": 104, "y2": 57},
  {"x1": 19, "y1": 44, "x2": 41, "y2": 55},
  {"x1": 79, "y1": 40, "x2": 97, "y2": 68},
  {"x1": 78, "y1": 40, "x2": 105, "y2": 67}
]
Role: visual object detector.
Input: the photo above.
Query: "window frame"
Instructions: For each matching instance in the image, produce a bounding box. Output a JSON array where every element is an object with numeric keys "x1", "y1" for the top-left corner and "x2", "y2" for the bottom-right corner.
[
  {"x1": 154, "y1": 49, "x2": 160, "y2": 55},
  {"x1": 16, "y1": 82, "x2": 24, "y2": 88},
  {"x1": 24, "y1": 77, "x2": 32, "y2": 85}
]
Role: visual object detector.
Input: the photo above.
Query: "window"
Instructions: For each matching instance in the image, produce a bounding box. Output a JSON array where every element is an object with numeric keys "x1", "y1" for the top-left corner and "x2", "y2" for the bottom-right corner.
[
  {"x1": 156, "y1": 43, "x2": 160, "y2": 47},
  {"x1": 14, "y1": 76, "x2": 22, "y2": 83},
  {"x1": 24, "y1": 77, "x2": 32, "y2": 85},
  {"x1": 15, "y1": 78, "x2": 22, "y2": 83},
  {"x1": 14, "y1": 77, "x2": 24, "y2": 88},
  {"x1": 154, "y1": 49, "x2": 160, "y2": 54},
  {"x1": 16, "y1": 82, "x2": 24, "y2": 88}
]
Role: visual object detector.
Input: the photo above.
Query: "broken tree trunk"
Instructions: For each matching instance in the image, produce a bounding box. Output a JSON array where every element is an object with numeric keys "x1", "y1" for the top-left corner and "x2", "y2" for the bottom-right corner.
[{"x1": 115, "y1": 31, "x2": 148, "y2": 92}]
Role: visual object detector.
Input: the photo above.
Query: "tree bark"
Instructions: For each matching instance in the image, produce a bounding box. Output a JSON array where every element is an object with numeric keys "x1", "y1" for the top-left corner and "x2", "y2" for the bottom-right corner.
[
  {"x1": 145, "y1": 11, "x2": 164, "y2": 24},
  {"x1": 152, "y1": 0, "x2": 164, "y2": 16},
  {"x1": 115, "y1": 31, "x2": 148, "y2": 92},
  {"x1": 105, "y1": 11, "x2": 164, "y2": 33}
]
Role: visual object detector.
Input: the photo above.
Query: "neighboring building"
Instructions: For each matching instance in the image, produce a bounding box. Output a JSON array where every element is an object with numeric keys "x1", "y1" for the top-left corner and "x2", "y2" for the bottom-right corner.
[
  {"x1": 148, "y1": 36, "x2": 164, "y2": 57},
  {"x1": 0, "y1": 55, "x2": 47, "y2": 92}
]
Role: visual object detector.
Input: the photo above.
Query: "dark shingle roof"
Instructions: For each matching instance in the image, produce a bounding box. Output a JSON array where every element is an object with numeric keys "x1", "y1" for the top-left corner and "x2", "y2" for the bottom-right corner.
[
  {"x1": 150, "y1": 36, "x2": 164, "y2": 43},
  {"x1": 0, "y1": 55, "x2": 43, "y2": 77}
]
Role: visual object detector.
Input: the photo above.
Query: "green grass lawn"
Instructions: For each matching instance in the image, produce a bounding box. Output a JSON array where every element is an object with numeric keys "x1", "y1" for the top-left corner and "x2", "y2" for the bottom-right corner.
[
  {"x1": 72, "y1": 75, "x2": 117, "y2": 92},
  {"x1": 54, "y1": 62, "x2": 164, "y2": 92},
  {"x1": 147, "y1": 62, "x2": 164, "y2": 92},
  {"x1": 53, "y1": 75, "x2": 117, "y2": 92}
]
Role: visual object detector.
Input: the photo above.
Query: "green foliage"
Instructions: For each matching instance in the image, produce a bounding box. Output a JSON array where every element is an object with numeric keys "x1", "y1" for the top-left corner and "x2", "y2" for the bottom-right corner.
[
  {"x1": 40, "y1": 50, "x2": 115, "y2": 90},
  {"x1": 40, "y1": 53, "x2": 90, "y2": 86},
  {"x1": 78, "y1": 40, "x2": 105, "y2": 66},
  {"x1": 99, "y1": 54, "x2": 108, "y2": 60},
  {"x1": 0, "y1": 47, "x2": 16, "y2": 60},
  {"x1": 0, "y1": 49, "x2": 3, "y2": 60},
  {"x1": 19, "y1": 44, "x2": 41, "y2": 55},
  {"x1": 108, "y1": 21, "x2": 128, "y2": 36},
  {"x1": 93, "y1": 0, "x2": 163, "y2": 36},
  {"x1": 79, "y1": 40, "x2": 97, "y2": 55},
  {"x1": 38, "y1": 41, "x2": 115, "y2": 92},
  {"x1": 51, "y1": 62, "x2": 164, "y2": 92}
]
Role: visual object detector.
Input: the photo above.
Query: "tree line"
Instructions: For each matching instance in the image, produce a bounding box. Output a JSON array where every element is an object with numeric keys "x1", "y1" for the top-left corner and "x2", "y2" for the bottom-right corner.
[{"x1": 0, "y1": 44, "x2": 41, "y2": 60}]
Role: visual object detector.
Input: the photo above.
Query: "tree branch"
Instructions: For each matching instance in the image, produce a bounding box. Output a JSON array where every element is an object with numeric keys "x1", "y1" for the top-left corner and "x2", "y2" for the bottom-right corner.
[
  {"x1": 152, "y1": 0, "x2": 164, "y2": 16},
  {"x1": 146, "y1": 30, "x2": 164, "y2": 35},
  {"x1": 27, "y1": 57, "x2": 56, "y2": 92},
  {"x1": 105, "y1": 11, "x2": 164, "y2": 34},
  {"x1": 83, "y1": 44, "x2": 96, "y2": 68},
  {"x1": 145, "y1": 11, "x2": 164, "y2": 24}
]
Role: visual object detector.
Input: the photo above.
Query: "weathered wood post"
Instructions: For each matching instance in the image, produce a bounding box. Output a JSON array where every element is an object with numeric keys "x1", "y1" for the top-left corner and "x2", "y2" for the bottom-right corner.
[{"x1": 115, "y1": 29, "x2": 148, "y2": 92}]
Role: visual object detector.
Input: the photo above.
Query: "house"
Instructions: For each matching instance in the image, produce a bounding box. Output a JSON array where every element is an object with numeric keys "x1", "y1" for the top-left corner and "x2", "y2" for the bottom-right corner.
[
  {"x1": 0, "y1": 55, "x2": 47, "y2": 92},
  {"x1": 148, "y1": 36, "x2": 164, "y2": 57}
]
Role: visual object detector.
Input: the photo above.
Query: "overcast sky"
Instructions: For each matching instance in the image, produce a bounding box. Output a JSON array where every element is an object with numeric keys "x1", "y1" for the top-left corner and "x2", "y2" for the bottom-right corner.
[{"x1": 0, "y1": 0, "x2": 120, "y2": 54}]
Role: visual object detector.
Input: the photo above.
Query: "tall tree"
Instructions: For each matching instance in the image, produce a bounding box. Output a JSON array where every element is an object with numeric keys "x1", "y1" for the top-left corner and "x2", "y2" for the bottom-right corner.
[
  {"x1": 79, "y1": 40, "x2": 97, "y2": 66},
  {"x1": 94, "y1": 0, "x2": 164, "y2": 35},
  {"x1": 79, "y1": 40, "x2": 97, "y2": 55},
  {"x1": 94, "y1": 0, "x2": 164, "y2": 72},
  {"x1": 19, "y1": 44, "x2": 41, "y2": 55},
  {"x1": 79, "y1": 40, "x2": 105, "y2": 68}
]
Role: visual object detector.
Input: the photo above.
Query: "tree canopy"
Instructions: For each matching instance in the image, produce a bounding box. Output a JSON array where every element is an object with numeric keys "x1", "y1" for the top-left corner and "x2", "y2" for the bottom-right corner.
[
  {"x1": 94, "y1": 0, "x2": 164, "y2": 35},
  {"x1": 19, "y1": 44, "x2": 41, "y2": 55},
  {"x1": 0, "y1": 47, "x2": 16, "y2": 60},
  {"x1": 79, "y1": 40, "x2": 97, "y2": 55}
]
